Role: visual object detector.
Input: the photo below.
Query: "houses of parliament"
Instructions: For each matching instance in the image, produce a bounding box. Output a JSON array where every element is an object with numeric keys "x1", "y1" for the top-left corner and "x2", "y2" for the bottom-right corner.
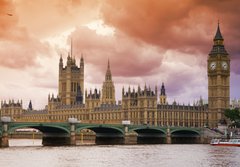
[{"x1": 0, "y1": 24, "x2": 230, "y2": 128}]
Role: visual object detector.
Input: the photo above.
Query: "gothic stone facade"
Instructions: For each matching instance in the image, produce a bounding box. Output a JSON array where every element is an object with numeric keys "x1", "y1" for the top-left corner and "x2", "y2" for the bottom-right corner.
[{"x1": 13, "y1": 60, "x2": 208, "y2": 128}]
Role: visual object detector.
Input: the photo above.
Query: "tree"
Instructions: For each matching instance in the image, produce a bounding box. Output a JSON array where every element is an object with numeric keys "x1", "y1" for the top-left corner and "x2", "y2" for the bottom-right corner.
[{"x1": 224, "y1": 108, "x2": 240, "y2": 127}]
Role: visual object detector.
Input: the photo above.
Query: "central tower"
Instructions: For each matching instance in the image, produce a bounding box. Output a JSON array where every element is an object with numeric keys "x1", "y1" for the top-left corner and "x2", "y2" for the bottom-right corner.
[
  {"x1": 208, "y1": 23, "x2": 230, "y2": 127},
  {"x1": 101, "y1": 60, "x2": 116, "y2": 105}
]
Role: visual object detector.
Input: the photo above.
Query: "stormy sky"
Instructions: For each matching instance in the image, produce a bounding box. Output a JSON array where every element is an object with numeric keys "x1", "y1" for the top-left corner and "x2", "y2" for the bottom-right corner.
[{"x1": 0, "y1": 0, "x2": 239, "y2": 109}]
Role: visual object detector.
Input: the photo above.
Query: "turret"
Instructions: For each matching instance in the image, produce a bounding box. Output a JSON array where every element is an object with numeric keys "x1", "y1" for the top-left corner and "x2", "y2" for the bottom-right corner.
[
  {"x1": 160, "y1": 82, "x2": 166, "y2": 96},
  {"x1": 67, "y1": 52, "x2": 71, "y2": 66},
  {"x1": 28, "y1": 100, "x2": 33, "y2": 110},
  {"x1": 137, "y1": 85, "x2": 141, "y2": 94},
  {"x1": 160, "y1": 82, "x2": 167, "y2": 105},
  {"x1": 59, "y1": 54, "x2": 63, "y2": 69},
  {"x1": 144, "y1": 83, "x2": 147, "y2": 94},
  {"x1": 105, "y1": 59, "x2": 112, "y2": 81},
  {"x1": 85, "y1": 89, "x2": 87, "y2": 99},
  {"x1": 199, "y1": 96, "x2": 203, "y2": 106},
  {"x1": 80, "y1": 54, "x2": 84, "y2": 69},
  {"x1": 122, "y1": 86, "x2": 125, "y2": 96}
]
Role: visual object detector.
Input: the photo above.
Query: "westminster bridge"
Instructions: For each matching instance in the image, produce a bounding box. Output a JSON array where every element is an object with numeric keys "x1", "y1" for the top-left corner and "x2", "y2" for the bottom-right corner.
[{"x1": 0, "y1": 120, "x2": 210, "y2": 147}]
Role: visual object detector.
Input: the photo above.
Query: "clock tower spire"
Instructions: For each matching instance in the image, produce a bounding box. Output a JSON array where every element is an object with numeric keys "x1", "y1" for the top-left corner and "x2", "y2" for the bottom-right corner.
[{"x1": 208, "y1": 22, "x2": 230, "y2": 128}]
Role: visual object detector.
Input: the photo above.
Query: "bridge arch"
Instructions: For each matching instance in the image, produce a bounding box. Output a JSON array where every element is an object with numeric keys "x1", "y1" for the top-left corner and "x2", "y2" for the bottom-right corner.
[
  {"x1": 130, "y1": 127, "x2": 166, "y2": 136},
  {"x1": 171, "y1": 129, "x2": 201, "y2": 144},
  {"x1": 130, "y1": 127, "x2": 166, "y2": 144},
  {"x1": 8, "y1": 123, "x2": 70, "y2": 134},
  {"x1": 76, "y1": 125, "x2": 124, "y2": 145},
  {"x1": 171, "y1": 129, "x2": 200, "y2": 137},
  {"x1": 76, "y1": 125, "x2": 124, "y2": 136},
  {"x1": 7, "y1": 123, "x2": 71, "y2": 146}
]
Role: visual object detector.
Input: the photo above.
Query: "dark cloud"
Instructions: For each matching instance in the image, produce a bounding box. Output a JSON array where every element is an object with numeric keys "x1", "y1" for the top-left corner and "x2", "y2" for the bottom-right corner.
[{"x1": 100, "y1": 0, "x2": 240, "y2": 73}]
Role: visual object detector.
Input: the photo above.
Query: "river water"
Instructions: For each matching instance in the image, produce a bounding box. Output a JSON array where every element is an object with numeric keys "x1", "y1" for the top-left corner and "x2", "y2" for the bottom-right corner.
[{"x1": 0, "y1": 139, "x2": 239, "y2": 167}]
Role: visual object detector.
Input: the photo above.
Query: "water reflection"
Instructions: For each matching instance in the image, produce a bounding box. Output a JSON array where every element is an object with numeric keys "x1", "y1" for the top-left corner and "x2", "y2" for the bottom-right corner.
[
  {"x1": 0, "y1": 140, "x2": 239, "y2": 167},
  {"x1": 9, "y1": 139, "x2": 42, "y2": 147},
  {"x1": 206, "y1": 146, "x2": 239, "y2": 167}
]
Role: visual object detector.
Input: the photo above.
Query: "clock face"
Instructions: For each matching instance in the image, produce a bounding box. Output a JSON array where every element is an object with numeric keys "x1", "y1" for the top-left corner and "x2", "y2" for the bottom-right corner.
[
  {"x1": 222, "y1": 61, "x2": 228, "y2": 70},
  {"x1": 210, "y1": 62, "x2": 216, "y2": 70}
]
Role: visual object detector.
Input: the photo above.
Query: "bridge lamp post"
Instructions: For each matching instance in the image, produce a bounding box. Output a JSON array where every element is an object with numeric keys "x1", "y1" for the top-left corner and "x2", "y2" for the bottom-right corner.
[
  {"x1": 0, "y1": 117, "x2": 11, "y2": 147},
  {"x1": 122, "y1": 120, "x2": 131, "y2": 133},
  {"x1": 68, "y1": 118, "x2": 80, "y2": 146},
  {"x1": 1, "y1": 116, "x2": 11, "y2": 132}
]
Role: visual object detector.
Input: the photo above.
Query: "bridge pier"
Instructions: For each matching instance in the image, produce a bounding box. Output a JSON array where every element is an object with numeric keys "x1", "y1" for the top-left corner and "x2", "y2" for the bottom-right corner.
[
  {"x1": 124, "y1": 133, "x2": 137, "y2": 145},
  {"x1": 70, "y1": 124, "x2": 76, "y2": 146},
  {"x1": 42, "y1": 123, "x2": 76, "y2": 146},
  {"x1": 0, "y1": 122, "x2": 9, "y2": 148},
  {"x1": 123, "y1": 125, "x2": 137, "y2": 145},
  {"x1": 166, "y1": 127, "x2": 171, "y2": 144}
]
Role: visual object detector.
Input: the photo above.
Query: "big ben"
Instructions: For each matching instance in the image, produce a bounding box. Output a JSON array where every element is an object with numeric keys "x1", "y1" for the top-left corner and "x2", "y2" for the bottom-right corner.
[{"x1": 208, "y1": 23, "x2": 230, "y2": 128}]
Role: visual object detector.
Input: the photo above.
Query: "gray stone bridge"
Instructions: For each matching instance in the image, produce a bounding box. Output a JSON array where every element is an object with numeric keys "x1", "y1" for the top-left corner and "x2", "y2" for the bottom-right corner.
[{"x1": 0, "y1": 121, "x2": 207, "y2": 147}]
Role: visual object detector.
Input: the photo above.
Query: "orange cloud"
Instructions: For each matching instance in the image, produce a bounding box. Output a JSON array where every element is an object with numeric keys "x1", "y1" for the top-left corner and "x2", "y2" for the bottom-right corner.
[
  {"x1": 100, "y1": 0, "x2": 240, "y2": 73},
  {"x1": 0, "y1": 0, "x2": 50, "y2": 69},
  {"x1": 0, "y1": 0, "x2": 18, "y2": 40},
  {"x1": 15, "y1": 0, "x2": 100, "y2": 38},
  {"x1": 101, "y1": 0, "x2": 209, "y2": 51},
  {"x1": 0, "y1": 0, "x2": 240, "y2": 108}
]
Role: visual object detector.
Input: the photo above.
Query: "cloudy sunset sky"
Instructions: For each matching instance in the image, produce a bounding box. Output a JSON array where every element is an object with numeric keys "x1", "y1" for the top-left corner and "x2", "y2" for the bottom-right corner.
[{"x1": 0, "y1": 0, "x2": 240, "y2": 109}]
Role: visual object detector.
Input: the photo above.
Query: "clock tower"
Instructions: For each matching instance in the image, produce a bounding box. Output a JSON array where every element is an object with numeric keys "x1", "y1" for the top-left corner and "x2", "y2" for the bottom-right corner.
[{"x1": 208, "y1": 23, "x2": 230, "y2": 128}]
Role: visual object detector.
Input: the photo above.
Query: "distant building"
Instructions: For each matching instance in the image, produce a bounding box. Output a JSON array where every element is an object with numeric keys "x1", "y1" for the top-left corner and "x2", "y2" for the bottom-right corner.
[
  {"x1": 0, "y1": 100, "x2": 23, "y2": 120},
  {"x1": 231, "y1": 99, "x2": 240, "y2": 109}
]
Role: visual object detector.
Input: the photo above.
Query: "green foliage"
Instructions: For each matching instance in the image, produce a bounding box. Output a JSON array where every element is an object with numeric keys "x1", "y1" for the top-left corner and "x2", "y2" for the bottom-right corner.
[{"x1": 224, "y1": 108, "x2": 240, "y2": 127}]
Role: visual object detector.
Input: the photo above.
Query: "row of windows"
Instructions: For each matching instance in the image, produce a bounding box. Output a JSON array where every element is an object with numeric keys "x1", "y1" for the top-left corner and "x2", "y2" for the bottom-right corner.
[
  {"x1": 48, "y1": 112, "x2": 122, "y2": 121},
  {"x1": 71, "y1": 82, "x2": 80, "y2": 92},
  {"x1": 1, "y1": 110, "x2": 22, "y2": 115},
  {"x1": 123, "y1": 100, "x2": 155, "y2": 108},
  {"x1": 91, "y1": 113, "x2": 121, "y2": 120},
  {"x1": 158, "y1": 121, "x2": 205, "y2": 127},
  {"x1": 158, "y1": 112, "x2": 206, "y2": 119}
]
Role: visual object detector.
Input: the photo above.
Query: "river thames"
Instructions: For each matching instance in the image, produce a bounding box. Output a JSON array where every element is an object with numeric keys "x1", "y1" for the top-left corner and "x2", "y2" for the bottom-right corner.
[{"x1": 0, "y1": 139, "x2": 239, "y2": 167}]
